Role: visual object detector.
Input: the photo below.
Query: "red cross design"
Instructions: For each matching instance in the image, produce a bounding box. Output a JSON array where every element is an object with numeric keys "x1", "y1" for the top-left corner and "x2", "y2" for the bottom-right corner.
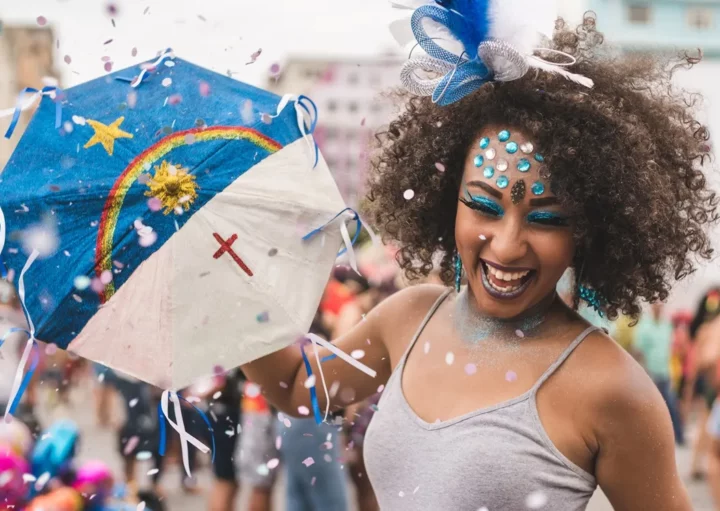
[{"x1": 212, "y1": 233, "x2": 253, "y2": 277}]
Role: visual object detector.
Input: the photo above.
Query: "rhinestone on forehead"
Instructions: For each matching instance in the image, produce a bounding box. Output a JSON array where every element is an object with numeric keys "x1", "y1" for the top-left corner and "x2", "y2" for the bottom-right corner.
[
  {"x1": 520, "y1": 142, "x2": 534, "y2": 154},
  {"x1": 517, "y1": 158, "x2": 531, "y2": 172},
  {"x1": 485, "y1": 148, "x2": 496, "y2": 160},
  {"x1": 497, "y1": 159, "x2": 509, "y2": 172},
  {"x1": 535, "y1": 153, "x2": 545, "y2": 163},
  {"x1": 483, "y1": 167, "x2": 495, "y2": 178},
  {"x1": 496, "y1": 175, "x2": 509, "y2": 189},
  {"x1": 498, "y1": 130, "x2": 511, "y2": 142},
  {"x1": 531, "y1": 181, "x2": 545, "y2": 196},
  {"x1": 480, "y1": 137, "x2": 490, "y2": 149},
  {"x1": 506, "y1": 142, "x2": 518, "y2": 154},
  {"x1": 474, "y1": 155, "x2": 484, "y2": 167},
  {"x1": 511, "y1": 179, "x2": 526, "y2": 205}
]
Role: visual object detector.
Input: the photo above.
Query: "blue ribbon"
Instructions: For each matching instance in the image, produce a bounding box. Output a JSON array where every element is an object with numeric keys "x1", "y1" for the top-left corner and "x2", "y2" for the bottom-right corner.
[
  {"x1": 157, "y1": 393, "x2": 216, "y2": 463},
  {"x1": 300, "y1": 340, "x2": 323, "y2": 425},
  {"x1": 302, "y1": 207, "x2": 362, "y2": 257},
  {"x1": 410, "y1": 4, "x2": 492, "y2": 106},
  {"x1": 4, "y1": 86, "x2": 63, "y2": 139},
  {"x1": 0, "y1": 327, "x2": 39, "y2": 414}
]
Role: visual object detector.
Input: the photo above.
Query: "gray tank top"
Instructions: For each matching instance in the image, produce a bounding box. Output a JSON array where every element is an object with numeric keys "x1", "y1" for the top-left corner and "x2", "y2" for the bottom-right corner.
[{"x1": 364, "y1": 290, "x2": 598, "y2": 510}]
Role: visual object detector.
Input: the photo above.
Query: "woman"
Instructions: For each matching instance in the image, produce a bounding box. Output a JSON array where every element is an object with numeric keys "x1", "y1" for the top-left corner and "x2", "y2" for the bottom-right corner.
[{"x1": 243, "y1": 13, "x2": 716, "y2": 510}]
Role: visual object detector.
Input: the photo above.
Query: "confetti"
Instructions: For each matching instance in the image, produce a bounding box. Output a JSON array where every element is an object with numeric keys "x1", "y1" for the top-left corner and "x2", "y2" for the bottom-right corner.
[
  {"x1": 168, "y1": 94, "x2": 183, "y2": 105},
  {"x1": 302, "y1": 457, "x2": 315, "y2": 467},
  {"x1": 351, "y1": 349, "x2": 365, "y2": 359},
  {"x1": 435, "y1": 162, "x2": 446, "y2": 172},
  {"x1": 283, "y1": 417, "x2": 291, "y2": 428},
  {"x1": 64, "y1": 55, "x2": 72, "y2": 64},
  {"x1": 45, "y1": 344, "x2": 57, "y2": 355},
  {"x1": 148, "y1": 197, "x2": 162, "y2": 212},
  {"x1": 515, "y1": 329, "x2": 525, "y2": 338},
  {"x1": 267, "y1": 458, "x2": 280, "y2": 469},
  {"x1": 464, "y1": 363, "x2": 477, "y2": 375},
  {"x1": 199, "y1": 81, "x2": 211, "y2": 97},
  {"x1": 22, "y1": 224, "x2": 59, "y2": 257},
  {"x1": 197, "y1": 14, "x2": 207, "y2": 21},
  {"x1": 131, "y1": 47, "x2": 138, "y2": 57},
  {"x1": 74, "y1": 275, "x2": 91, "y2": 290},
  {"x1": 276, "y1": 436, "x2": 282, "y2": 450},
  {"x1": 247, "y1": 48, "x2": 262, "y2": 65},
  {"x1": 377, "y1": 384, "x2": 385, "y2": 392},
  {"x1": 445, "y1": 352, "x2": 455, "y2": 365},
  {"x1": 268, "y1": 248, "x2": 278, "y2": 257},
  {"x1": 37, "y1": 16, "x2": 47, "y2": 26},
  {"x1": 35, "y1": 471, "x2": 50, "y2": 490},
  {"x1": 479, "y1": 234, "x2": 487, "y2": 240},
  {"x1": 298, "y1": 405, "x2": 310, "y2": 416},
  {"x1": 304, "y1": 375, "x2": 316, "y2": 388},
  {"x1": 526, "y1": 491, "x2": 548, "y2": 509},
  {"x1": 269, "y1": 63, "x2": 281, "y2": 76},
  {"x1": 403, "y1": 189, "x2": 415, "y2": 200},
  {"x1": 136, "y1": 502, "x2": 146, "y2": 511},
  {"x1": 100, "y1": 270, "x2": 113, "y2": 285},
  {"x1": 104, "y1": 39, "x2": 114, "y2": 45},
  {"x1": 129, "y1": 398, "x2": 139, "y2": 408},
  {"x1": 241, "y1": 100, "x2": 255, "y2": 124},
  {"x1": 399, "y1": 491, "x2": 405, "y2": 497},
  {"x1": 162, "y1": 77, "x2": 172, "y2": 87},
  {"x1": 104, "y1": 62, "x2": 113, "y2": 72},
  {"x1": 212, "y1": 391, "x2": 222, "y2": 400},
  {"x1": 136, "y1": 451, "x2": 152, "y2": 461},
  {"x1": 107, "y1": 3, "x2": 118, "y2": 16},
  {"x1": 505, "y1": 370, "x2": 517, "y2": 382},
  {"x1": 424, "y1": 341, "x2": 430, "y2": 354},
  {"x1": 361, "y1": 117, "x2": 366, "y2": 126},
  {"x1": 256, "y1": 311, "x2": 269, "y2": 323},
  {"x1": 260, "y1": 113, "x2": 272, "y2": 124},
  {"x1": 23, "y1": 473, "x2": 37, "y2": 483},
  {"x1": 72, "y1": 115, "x2": 86, "y2": 126},
  {"x1": 147, "y1": 468, "x2": 159, "y2": 476}
]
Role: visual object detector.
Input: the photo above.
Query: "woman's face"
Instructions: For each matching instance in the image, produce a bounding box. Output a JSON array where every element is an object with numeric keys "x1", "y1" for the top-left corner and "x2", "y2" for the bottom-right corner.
[{"x1": 455, "y1": 126, "x2": 575, "y2": 318}]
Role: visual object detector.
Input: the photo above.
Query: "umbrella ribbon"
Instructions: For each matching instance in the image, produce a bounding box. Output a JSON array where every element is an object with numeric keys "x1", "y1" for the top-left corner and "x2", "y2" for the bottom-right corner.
[
  {"x1": 2, "y1": 249, "x2": 41, "y2": 419},
  {"x1": 302, "y1": 208, "x2": 379, "y2": 276},
  {"x1": 158, "y1": 390, "x2": 216, "y2": 477},
  {"x1": 270, "y1": 93, "x2": 319, "y2": 168},
  {"x1": 301, "y1": 333, "x2": 377, "y2": 425},
  {"x1": 1, "y1": 86, "x2": 63, "y2": 139}
]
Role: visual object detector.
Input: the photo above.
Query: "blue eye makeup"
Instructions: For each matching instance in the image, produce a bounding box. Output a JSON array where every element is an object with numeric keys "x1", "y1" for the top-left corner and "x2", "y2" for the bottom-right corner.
[
  {"x1": 526, "y1": 211, "x2": 570, "y2": 227},
  {"x1": 459, "y1": 185, "x2": 504, "y2": 217}
]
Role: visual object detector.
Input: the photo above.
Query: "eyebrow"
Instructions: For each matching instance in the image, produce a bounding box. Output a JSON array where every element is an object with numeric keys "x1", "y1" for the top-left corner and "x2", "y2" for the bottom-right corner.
[
  {"x1": 466, "y1": 180, "x2": 502, "y2": 199},
  {"x1": 529, "y1": 196, "x2": 559, "y2": 207}
]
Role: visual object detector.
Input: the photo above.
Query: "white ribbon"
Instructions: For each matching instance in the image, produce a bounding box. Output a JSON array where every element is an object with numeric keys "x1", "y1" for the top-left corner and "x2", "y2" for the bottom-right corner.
[
  {"x1": 0, "y1": 206, "x2": 6, "y2": 261},
  {"x1": 271, "y1": 93, "x2": 317, "y2": 163},
  {"x1": 3, "y1": 249, "x2": 39, "y2": 420},
  {"x1": 305, "y1": 333, "x2": 377, "y2": 379},
  {"x1": 0, "y1": 89, "x2": 57, "y2": 121},
  {"x1": 339, "y1": 220, "x2": 360, "y2": 276},
  {"x1": 160, "y1": 390, "x2": 210, "y2": 477},
  {"x1": 131, "y1": 49, "x2": 176, "y2": 87}
]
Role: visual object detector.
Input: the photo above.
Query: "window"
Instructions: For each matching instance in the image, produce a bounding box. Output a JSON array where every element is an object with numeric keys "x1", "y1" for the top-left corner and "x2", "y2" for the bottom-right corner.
[
  {"x1": 347, "y1": 72, "x2": 359, "y2": 85},
  {"x1": 327, "y1": 100, "x2": 338, "y2": 112},
  {"x1": 688, "y1": 7, "x2": 713, "y2": 30},
  {"x1": 628, "y1": 5, "x2": 651, "y2": 24},
  {"x1": 348, "y1": 101, "x2": 359, "y2": 113}
]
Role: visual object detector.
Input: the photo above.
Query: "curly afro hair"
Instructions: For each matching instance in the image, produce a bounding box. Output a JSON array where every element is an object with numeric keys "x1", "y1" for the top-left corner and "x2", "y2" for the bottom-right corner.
[{"x1": 365, "y1": 13, "x2": 718, "y2": 320}]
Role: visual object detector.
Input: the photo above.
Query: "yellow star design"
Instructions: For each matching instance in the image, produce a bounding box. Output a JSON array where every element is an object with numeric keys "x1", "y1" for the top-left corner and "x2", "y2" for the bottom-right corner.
[{"x1": 83, "y1": 116, "x2": 133, "y2": 156}]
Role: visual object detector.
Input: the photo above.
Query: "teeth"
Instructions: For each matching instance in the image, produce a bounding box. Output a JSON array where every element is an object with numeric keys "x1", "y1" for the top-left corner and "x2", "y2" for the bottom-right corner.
[{"x1": 486, "y1": 265, "x2": 530, "y2": 282}]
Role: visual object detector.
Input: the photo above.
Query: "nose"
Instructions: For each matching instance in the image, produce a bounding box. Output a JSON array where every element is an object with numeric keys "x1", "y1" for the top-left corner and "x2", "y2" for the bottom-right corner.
[{"x1": 488, "y1": 216, "x2": 528, "y2": 265}]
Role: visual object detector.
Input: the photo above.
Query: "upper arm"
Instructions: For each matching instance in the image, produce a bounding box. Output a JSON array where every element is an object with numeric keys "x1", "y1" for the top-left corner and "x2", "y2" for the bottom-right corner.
[
  {"x1": 594, "y1": 362, "x2": 691, "y2": 511},
  {"x1": 286, "y1": 284, "x2": 446, "y2": 416}
]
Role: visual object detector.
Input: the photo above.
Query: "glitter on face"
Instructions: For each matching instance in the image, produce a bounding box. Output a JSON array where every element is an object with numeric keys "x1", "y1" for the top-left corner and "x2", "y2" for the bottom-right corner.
[
  {"x1": 496, "y1": 176, "x2": 509, "y2": 189},
  {"x1": 510, "y1": 179, "x2": 526, "y2": 205}
]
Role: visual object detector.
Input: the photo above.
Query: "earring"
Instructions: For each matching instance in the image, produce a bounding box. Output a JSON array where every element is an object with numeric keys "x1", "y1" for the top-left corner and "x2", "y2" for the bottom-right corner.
[
  {"x1": 578, "y1": 285, "x2": 604, "y2": 318},
  {"x1": 454, "y1": 251, "x2": 463, "y2": 292}
]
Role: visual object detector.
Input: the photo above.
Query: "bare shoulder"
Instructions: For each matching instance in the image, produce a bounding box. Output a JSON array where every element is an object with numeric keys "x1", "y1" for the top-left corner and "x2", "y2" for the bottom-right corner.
[{"x1": 371, "y1": 284, "x2": 450, "y2": 361}]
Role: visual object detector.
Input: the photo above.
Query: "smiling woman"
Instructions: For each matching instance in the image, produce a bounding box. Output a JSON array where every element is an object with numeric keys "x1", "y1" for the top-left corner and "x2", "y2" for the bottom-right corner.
[{"x1": 242, "y1": 10, "x2": 717, "y2": 511}]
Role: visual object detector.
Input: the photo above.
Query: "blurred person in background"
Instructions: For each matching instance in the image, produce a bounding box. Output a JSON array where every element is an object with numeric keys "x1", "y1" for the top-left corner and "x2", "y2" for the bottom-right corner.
[
  {"x1": 693, "y1": 289, "x2": 720, "y2": 506},
  {"x1": 633, "y1": 302, "x2": 685, "y2": 445},
  {"x1": 689, "y1": 289, "x2": 720, "y2": 483},
  {"x1": 238, "y1": 380, "x2": 279, "y2": 511}
]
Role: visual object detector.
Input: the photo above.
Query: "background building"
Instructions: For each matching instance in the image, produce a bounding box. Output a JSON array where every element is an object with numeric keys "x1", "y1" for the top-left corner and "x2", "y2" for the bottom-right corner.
[{"x1": 266, "y1": 54, "x2": 403, "y2": 208}]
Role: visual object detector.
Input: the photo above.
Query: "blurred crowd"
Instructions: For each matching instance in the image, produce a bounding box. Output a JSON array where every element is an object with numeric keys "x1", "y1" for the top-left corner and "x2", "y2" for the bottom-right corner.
[{"x1": 3, "y1": 241, "x2": 720, "y2": 510}]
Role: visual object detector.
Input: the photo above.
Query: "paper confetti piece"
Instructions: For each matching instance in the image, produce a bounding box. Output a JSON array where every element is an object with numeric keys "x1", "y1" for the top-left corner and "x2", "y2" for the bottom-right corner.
[
  {"x1": 435, "y1": 162, "x2": 446, "y2": 172},
  {"x1": 123, "y1": 436, "x2": 139, "y2": 455},
  {"x1": 129, "y1": 398, "x2": 139, "y2": 408},
  {"x1": 64, "y1": 55, "x2": 72, "y2": 64},
  {"x1": 351, "y1": 349, "x2": 365, "y2": 359},
  {"x1": 304, "y1": 375, "x2": 316, "y2": 389},
  {"x1": 302, "y1": 457, "x2": 315, "y2": 467},
  {"x1": 515, "y1": 329, "x2": 525, "y2": 338},
  {"x1": 267, "y1": 458, "x2": 280, "y2": 469},
  {"x1": 45, "y1": 344, "x2": 57, "y2": 355},
  {"x1": 136, "y1": 502, "x2": 146, "y2": 511},
  {"x1": 136, "y1": 451, "x2": 152, "y2": 461},
  {"x1": 162, "y1": 77, "x2": 172, "y2": 87},
  {"x1": 464, "y1": 363, "x2": 477, "y2": 375},
  {"x1": 256, "y1": 311, "x2": 269, "y2": 323},
  {"x1": 168, "y1": 94, "x2": 182, "y2": 105},
  {"x1": 479, "y1": 234, "x2": 487, "y2": 240},
  {"x1": 505, "y1": 370, "x2": 517, "y2": 382},
  {"x1": 298, "y1": 406, "x2": 310, "y2": 416},
  {"x1": 403, "y1": 189, "x2": 415, "y2": 200},
  {"x1": 247, "y1": 48, "x2": 262, "y2": 65},
  {"x1": 399, "y1": 491, "x2": 405, "y2": 497},
  {"x1": 526, "y1": 491, "x2": 548, "y2": 509},
  {"x1": 132, "y1": 47, "x2": 138, "y2": 56},
  {"x1": 445, "y1": 352, "x2": 455, "y2": 365},
  {"x1": 199, "y1": 81, "x2": 211, "y2": 97},
  {"x1": 37, "y1": 16, "x2": 47, "y2": 26},
  {"x1": 104, "y1": 62, "x2": 113, "y2": 72},
  {"x1": 424, "y1": 341, "x2": 430, "y2": 354},
  {"x1": 147, "y1": 468, "x2": 159, "y2": 476},
  {"x1": 23, "y1": 473, "x2": 37, "y2": 483},
  {"x1": 74, "y1": 275, "x2": 91, "y2": 290}
]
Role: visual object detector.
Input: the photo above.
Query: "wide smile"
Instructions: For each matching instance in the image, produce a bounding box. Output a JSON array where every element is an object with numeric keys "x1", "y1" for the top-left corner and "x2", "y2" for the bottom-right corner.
[{"x1": 479, "y1": 259, "x2": 536, "y2": 300}]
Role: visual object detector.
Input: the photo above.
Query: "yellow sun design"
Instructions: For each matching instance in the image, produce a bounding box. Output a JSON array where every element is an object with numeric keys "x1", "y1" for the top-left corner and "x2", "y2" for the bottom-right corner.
[{"x1": 145, "y1": 161, "x2": 199, "y2": 215}]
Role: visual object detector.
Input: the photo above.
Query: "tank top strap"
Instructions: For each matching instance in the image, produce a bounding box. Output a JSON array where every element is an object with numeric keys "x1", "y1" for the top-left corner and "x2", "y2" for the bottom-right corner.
[
  {"x1": 531, "y1": 326, "x2": 598, "y2": 395},
  {"x1": 398, "y1": 288, "x2": 454, "y2": 365}
]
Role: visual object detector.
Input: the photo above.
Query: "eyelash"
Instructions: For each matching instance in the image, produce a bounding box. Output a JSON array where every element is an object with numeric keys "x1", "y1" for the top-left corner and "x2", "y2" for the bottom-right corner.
[
  {"x1": 526, "y1": 211, "x2": 570, "y2": 227},
  {"x1": 460, "y1": 195, "x2": 504, "y2": 217}
]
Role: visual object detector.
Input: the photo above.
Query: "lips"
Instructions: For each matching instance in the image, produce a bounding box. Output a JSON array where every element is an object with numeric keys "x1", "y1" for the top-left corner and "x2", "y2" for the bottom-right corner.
[{"x1": 479, "y1": 259, "x2": 535, "y2": 300}]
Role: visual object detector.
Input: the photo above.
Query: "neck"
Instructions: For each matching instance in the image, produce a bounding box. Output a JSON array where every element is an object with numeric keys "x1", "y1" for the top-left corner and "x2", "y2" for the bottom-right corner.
[{"x1": 453, "y1": 286, "x2": 556, "y2": 343}]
